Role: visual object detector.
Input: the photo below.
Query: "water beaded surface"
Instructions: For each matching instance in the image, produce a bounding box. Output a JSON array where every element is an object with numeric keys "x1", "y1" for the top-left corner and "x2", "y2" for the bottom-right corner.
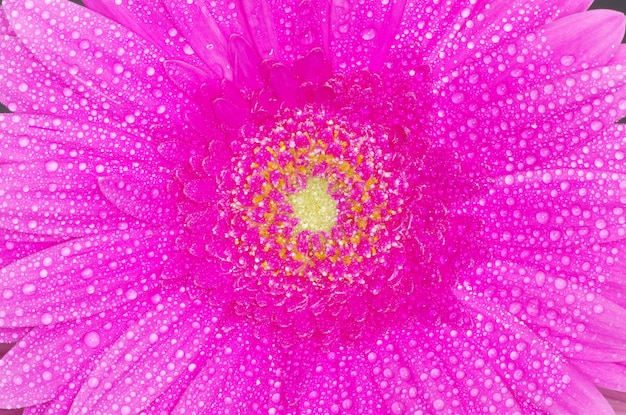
[{"x1": 1, "y1": 0, "x2": 626, "y2": 414}]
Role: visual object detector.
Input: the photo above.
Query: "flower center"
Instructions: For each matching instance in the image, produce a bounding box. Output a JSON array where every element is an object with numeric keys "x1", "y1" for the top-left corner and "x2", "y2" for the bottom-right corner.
[
  {"x1": 190, "y1": 108, "x2": 431, "y2": 343},
  {"x1": 287, "y1": 176, "x2": 337, "y2": 233}
]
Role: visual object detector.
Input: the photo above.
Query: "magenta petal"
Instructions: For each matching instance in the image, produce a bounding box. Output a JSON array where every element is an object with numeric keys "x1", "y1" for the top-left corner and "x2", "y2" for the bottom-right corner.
[
  {"x1": 0, "y1": 297, "x2": 148, "y2": 408},
  {"x1": 459, "y1": 293, "x2": 616, "y2": 415},
  {"x1": 81, "y1": 0, "x2": 205, "y2": 67},
  {"x1": 384, "y1": 0, "x2": 596, "y2": 75},
  {"x1": 277, "y1": 341, "x2": 384, "y2": 414},
  {"x1": 576, "y1": 361, "x2": 626, "y2": 391},
  {"x1": 0, "y1": 328, "x2": 28, "y2": 343},
  {"x1": 269, "y1": 63, "x2": 298, "y2": 107},
  {"x1": 602, "y1": 389, "x2": 626, "y2": 415},
  {"x1": 0, "y1": 230, "x2": 165, "y2": 328},
  {"x1": 1, "y1": 0, "x2": 626, "y2": 414},
  {"x1": 229, "y1": 34, "x2": 263, "y2": 92},
  {"x1": 182, "y1": 178, "x2": 218, "y2": 205},
  {"x1": 163, "y1": 59, "x2": 214, "y2": 101},
  {"x1": 4, "y1": 0, "x2": 196, "y2": 128},
  {"x1": 541, "y1": 10, "x2": 626, "y2": 74},
  {"x1": 0, "y1": 113, "x2": 163, "y2": 165},
  {"x1": 98, "y1": 173, "x2": 178, "y2": 224},
  {"x1": 67, "y1": 289, "x2": 220, "y2": 414},
  {"x1": 0, "y1": 32, "x2": 78, "y2": 114},
  {"x1": 264, "y1": 0, "x2": 330, "y2": 63},
  {"x1": 161, "y1": 0, "x2": 232, "y2": 78},
  {"x1": 463, "y1": 258, "x2": 626, "y2": 361},
  {"x1": 0, "y1": 160, "x2": 121, "y2": 238},
  {"x1": 169, "y1": 321, "x2": 276, "y2": 414},
  {"x1": 478, "y1": 168, "x2": 626, "y2": 249},
  {"x1": 428, "y1": 59, "x2": 626, "y2": 177}
]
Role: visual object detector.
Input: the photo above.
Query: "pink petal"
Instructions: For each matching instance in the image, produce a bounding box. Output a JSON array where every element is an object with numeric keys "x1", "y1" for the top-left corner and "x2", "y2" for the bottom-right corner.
[
  {"x1": 576, "y1": 361, "x2": 626, "y2": 391},
  {"x1": 0, "y1": 160, "x2": 121, "y2": 238},
  {"x1": 161, "y1": 0, "x2": 232, "y2": 79},
  {"x1": 0, "y1": 113, "x2": 163, "y2": 165},
  {"x1": 98, "y1": 172, "x2": 178, "y2": 224},
  {"x1": 0, "y1": 296, "x2": 151, "y2": 408},
  {"x1": 0, "y1": 229, "x2": 166, "y2": 328},
  {"x1": 169, "y1": 321, "x2": 277, "y2": 414},
  {"x1": 67, "y1": 289, "x2": 222, "y2": 415},
  {"x1": 81, "y1": 0, "x2": 205, "y2": 68},
  {"x1": 0, "y1": 329, "x2": 28, "y2": 344},
  {"x1": 429, "y1": 52, "x2": 626, "y2": 177},
  {"x1": 476, "y1": 168, "x2": 626, "y2": 249},
  {"x1": 0, "y1": 29, "x2": 81, "y2": 114},
  {"x1": 229, "y1": 34, "x2": 263, "y2": 92},
  {"x1": 275, "y1": 341, "x2": 382, "y2": 414},
  {"x1": 0, "y1": 113, "x2": 172, "y2": 237},
  {"x1": 4, "y1": 0, "x2": 196, "y2": 130},
  {"x1": 182, "y1": 178, "x2": 218, "y2": 205},
  {"x1": 384, "y1": 0, "x2": 595, "y2": 75},
  {"x1": 540, "y1": 10, "x2": 625, "y2": 74},
  {"x1": 462, "y1": 258, "x2": 626, "y2": 361},
  {"x1": 268, "y1": 63, "x2": 298, "y2": 107},
  {"x1": 602, "y1": 389, "x2": 626, "y2": 415},
  {"x1": 458, "y1": 293, "x2": 616, "y2": 415}
]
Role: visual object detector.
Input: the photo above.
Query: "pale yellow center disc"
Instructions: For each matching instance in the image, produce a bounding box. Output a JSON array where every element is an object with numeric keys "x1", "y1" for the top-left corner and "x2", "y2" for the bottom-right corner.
[{"x1": 287, "y1": 177, "x2": 338, "y2": 234}]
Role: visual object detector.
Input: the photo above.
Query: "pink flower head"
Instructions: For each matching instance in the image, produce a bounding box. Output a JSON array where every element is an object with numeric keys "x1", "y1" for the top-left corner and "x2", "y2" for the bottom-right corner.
[{"x1": 1, "y1": 0, "x2": 626, "y2": 413}]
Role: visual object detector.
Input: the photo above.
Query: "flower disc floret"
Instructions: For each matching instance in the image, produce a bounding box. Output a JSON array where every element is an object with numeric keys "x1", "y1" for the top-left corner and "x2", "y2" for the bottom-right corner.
[
  {"x1": 202, "y1": 109, "x2": 425, "y2": 341},
  {"x1": 228, "y1": 110, "x2": 405, "y2": 285}
]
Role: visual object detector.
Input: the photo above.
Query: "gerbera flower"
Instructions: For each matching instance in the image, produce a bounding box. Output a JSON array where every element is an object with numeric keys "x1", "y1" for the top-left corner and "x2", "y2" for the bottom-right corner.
[{"x1": 1, "y1": 0, "x2": 626, "y2": 413}]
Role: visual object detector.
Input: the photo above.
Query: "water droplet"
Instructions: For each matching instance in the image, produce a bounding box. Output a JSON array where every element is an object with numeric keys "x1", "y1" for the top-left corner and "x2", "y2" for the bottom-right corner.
[
  {"x1": 45, "y1": 161, "x2": 59, "y2": 172},
  {"x1": 84, "y1": 331, "x2": 101, "y2": 348},
  {"x1": 87, "y1": 377, "x2": 100, "y2": 388},
  {"x1": 40, "y1": 313, "x2": 53, "y2": 325},
  {"x1": 361, "y1": 28, "x2": 376, "y2": 41},
  {"x1": 125, "y1": 288, "x2": 138, "y2": 300},
  {"x1": 81, "y1": 268, "x2": 94, "y2": 279},
  {"x1": 22, "y1": 283, "x2": 36, "y2": 295},
  {"x1": 391, "y1": 401, "x2": 405, "y2": 414},
  {"x1": 535, "y1": 211, "x2": 550, "y2": 224},
  {"x1": 534, "y1": 271, "x2": 546, "y2": 288},
  {"x1": 554, "y1": 278, "x2": 567, "y2": 290},
  {"x1": 560, "y1": 55, "x2": 575, "y2": 67},
  {"x1": 451, "y1": 92, "x2": 465, "y2": 104},
  {"x1": 433, "y1": 399, "x2": 445, "y2": 410}
]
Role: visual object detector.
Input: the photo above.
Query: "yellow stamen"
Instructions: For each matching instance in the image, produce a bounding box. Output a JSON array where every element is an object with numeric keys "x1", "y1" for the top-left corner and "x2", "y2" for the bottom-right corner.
[{"x1": 287, "y1": 177, "x2": 338, "y2": 234}]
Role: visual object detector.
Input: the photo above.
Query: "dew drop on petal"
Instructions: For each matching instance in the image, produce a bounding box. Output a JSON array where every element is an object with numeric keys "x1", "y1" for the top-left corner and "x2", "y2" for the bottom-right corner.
[
  {"x1": 554, "y1": 278, "x2": 567, "y2": 290},
  {"x1": 560, "y1": 55, "x2": 575, "y2": 67},
  {"x1": 125, "y1": 288, "x2": 138, "y2": 300},
  {"x1": 45, "y1": 161, "x2": 59, "y2": 172},
  {"x1": 361, "y1": 28, "x2": 376, "y2": 40},
  {"x1": 391, "y1": 401, "x2": 405, "y2": 414},
  {"x1": 81, "y1": 268, "x2": 94, "y2": 279},
  {"x1": 451, "y1": 92, "x2": 465, "y2": 104},
  {"x1": 83, "y1": 331, "x2": 101, "y2": 348},
  {"x1": 535, "y1": 211, "x2": 550, "y2": 224},
  {"x1": 40, "y1": 313, "x2": 53, "y2": 325},
  {"x1": 433, "y1": 399, "x2": 445, "y2": 411},
  {"x1": 22, "y1": 283, "x2": 36, "y2": 295},
  {"x1": 87, "y1": 377, "x2": 100, "y2": 388}
]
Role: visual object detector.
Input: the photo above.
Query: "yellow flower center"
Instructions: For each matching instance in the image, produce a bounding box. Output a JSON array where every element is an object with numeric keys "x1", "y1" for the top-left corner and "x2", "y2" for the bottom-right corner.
[{"x1": 287, "y1": 177, "x2": 337, "y2": 234}]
